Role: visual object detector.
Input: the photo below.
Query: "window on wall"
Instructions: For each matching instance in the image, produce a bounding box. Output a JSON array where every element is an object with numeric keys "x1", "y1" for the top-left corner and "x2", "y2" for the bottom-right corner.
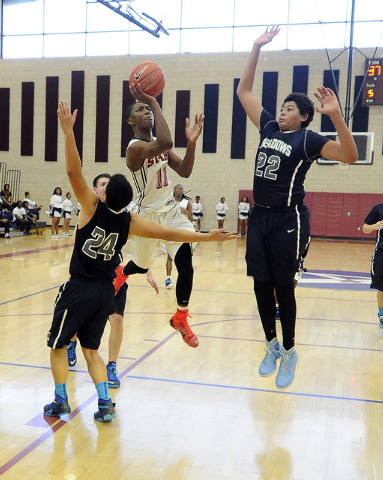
[{"x1": 1, "y1": 0, "x2": 383, "y2": 58}]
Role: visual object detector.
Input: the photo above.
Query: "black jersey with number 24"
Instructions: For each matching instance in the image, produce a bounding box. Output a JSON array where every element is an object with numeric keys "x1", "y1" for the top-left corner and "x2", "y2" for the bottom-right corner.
[
  {"x1": 253, "y1": 109, "x2": 329, "y2": 208},
  {"x1": 70, "y1": 200, "x2": 131, "y2": 279}
]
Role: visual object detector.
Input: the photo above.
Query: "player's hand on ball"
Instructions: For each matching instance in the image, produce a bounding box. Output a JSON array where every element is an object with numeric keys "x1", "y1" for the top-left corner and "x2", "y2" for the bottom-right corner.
[{"x1": 129, "y1": 83, "x2": 155, "y2": 104}]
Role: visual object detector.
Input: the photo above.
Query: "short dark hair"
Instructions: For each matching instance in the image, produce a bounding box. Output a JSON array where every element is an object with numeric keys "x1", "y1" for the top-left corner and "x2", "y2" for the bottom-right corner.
[
  {"x1": 283, "y1": 93, "x2": 314, "y2": 128},
  {"x1": 53, "y1": 187, "x2": 62, "y2": 195},
  {"x1": 93, "y1": 173, "x2": 111, "y2": 188},
  {"x1": 125, "y1": 101, "x2": 138, "y2": 121},
  {"x1": 105, "y1": 174, "x2": 133, "y2": 211}
]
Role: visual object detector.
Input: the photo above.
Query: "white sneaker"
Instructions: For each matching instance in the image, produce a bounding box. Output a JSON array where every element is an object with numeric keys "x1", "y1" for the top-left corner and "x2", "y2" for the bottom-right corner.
[
  {"x1": 52, "y1": 234, "x2": 59, "y2": 239},
  {"x1": 4, "y1": 233, "x2": 10, "y2": 238},
  {"x1": 57, "y1": 234, "x2": 64, "y2": 238},
  {"x1": 64, "y1": 232, "x2": 72, "y2": 236}
]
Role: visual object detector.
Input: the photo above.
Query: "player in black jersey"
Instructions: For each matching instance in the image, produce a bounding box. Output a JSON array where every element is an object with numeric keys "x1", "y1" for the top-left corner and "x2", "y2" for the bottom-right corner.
[
  {"x1": 44, "y1": 101, "x2": 237, "y2": 422},
  {"x1": 237, "y1": 26, "x2": 358, "y2": 389},
  {"x1": 363, "y1": 204, "x2": 383, "y2": 333}
]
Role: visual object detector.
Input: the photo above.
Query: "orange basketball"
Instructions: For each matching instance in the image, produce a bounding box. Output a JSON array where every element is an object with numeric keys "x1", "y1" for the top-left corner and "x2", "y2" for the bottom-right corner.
[{"x1": 129, "y1": 61, "x2": 165, "y2": 97}]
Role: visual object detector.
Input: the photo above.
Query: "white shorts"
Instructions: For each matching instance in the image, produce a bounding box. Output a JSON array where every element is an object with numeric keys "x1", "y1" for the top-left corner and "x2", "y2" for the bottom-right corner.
[
  {"x1": 63, "y1": 212, "x2": 72, "y2": 219},
  {"x1": 52, "y1": 207, "x2": 62, "y2": 218},
  {"x1": 238, "y1": 213, "x2": 249, "y2": 220},
  {"x1": 127, "y1": 204, "x2": 195, "y2": 269},
  {"x1": 216, "y1": 214, "x2": 226, "y2": 221}
]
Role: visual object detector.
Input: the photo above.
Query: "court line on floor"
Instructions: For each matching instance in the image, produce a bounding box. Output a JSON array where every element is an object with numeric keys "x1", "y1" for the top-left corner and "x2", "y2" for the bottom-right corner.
[
  {"x1": 125, "y1": 374, "x2": 383, "y2": 405},
  {"x1": 0, "y1": 331, "x2": 177, "y2": 475},
  {"x1": 0, "y1": 242, "x2": 72, "y2": 259},
  {"x1": 1, "y1": 313, "x2": 382, "y2": 474}
]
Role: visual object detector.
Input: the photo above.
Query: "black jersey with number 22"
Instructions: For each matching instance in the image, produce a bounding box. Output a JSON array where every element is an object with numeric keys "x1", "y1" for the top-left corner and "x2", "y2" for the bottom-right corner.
[{"x1": 253, "y1": 109, "x2": 329, "y2": 208}]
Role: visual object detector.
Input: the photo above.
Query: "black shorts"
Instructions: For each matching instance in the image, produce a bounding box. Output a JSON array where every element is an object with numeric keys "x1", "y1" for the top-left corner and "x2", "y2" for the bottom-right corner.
[
  {"x1": 47, "y1": 277, "x2": 115, "y2": 350},
  {"x1": 246, "y1": 204, "x2": 310, "y2": 285},
  {"x1": 113, "y1": 282, "x2": 128, "y2": 317},
  {"x1": 371, "y1": 247, "x2": 383, "y2": 291}
]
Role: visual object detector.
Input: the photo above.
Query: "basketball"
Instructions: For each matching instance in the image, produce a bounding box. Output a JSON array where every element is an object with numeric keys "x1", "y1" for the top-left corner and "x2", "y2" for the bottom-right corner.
[{"x1": 129, "y1": 61, "x2": 166, "y2": 97}]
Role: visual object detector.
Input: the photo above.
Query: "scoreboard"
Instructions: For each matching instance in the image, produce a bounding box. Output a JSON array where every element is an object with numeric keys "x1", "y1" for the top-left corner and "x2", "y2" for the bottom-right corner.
[{"x1": 362, "y1": 59, "x2": 383, "y2": 106}]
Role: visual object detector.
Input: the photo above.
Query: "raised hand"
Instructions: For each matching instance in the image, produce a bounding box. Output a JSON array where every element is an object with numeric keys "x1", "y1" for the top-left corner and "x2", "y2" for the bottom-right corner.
[
  {"x1": 129, "y1": 83, "x2": 155, "y2": 104},
  {"x1": 57, "y1": 100, "x2": 78, "y2": 133},
  {"x1": 185, "y1": 112, "x2": 205, "y2": 143},
  {"x1": 313, "y1": 87, "x2": 341, "y2": 116},
  {"x1": 254, "y1": 25, "x2": 280, "y2": 49}
]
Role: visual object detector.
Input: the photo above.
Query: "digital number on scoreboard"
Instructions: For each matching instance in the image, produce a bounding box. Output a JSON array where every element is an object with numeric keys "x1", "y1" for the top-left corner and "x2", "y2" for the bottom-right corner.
[{"x1": 362, "y1": 59, "x2": 383, "y2": 106}]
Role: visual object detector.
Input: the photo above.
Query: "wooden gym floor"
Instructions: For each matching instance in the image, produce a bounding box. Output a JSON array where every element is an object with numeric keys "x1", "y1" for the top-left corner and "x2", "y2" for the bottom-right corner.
[{"x1": 0, "y1": 233, "x2": 382, "y2": 480}]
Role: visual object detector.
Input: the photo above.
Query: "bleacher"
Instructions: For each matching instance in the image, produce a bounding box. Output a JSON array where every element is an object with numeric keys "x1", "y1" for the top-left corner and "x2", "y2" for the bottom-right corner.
[{"x1": 0, "y1": 220, "x2": 46, "y2": 237}]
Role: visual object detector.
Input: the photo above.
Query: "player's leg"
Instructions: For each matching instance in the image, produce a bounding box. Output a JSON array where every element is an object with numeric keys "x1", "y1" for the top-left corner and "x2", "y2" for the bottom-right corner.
[
  {"x1": 44, "y1": 347, "x2": 72, "y2": 416},
  {"x1": 106, "y1": 282, "x2": 128, "y2": 388},
  {"x1": 271, "y1": 206, "x2": 309, "y2": 389},
  {"x1": 370, "y1": 248, "x2": 383, "y2": 332},
  {"x1": 163, "y1": 211, "x2": 197, "y2": 347},
  {"x1": 44, "y1": 280, "x2": 80, "y2": 417},
  {"x1": 246, "y1": 208, "x2": 282, "y2": 376},
  {"x1": 165, "y1": 253, "x2": 173, "y2": 288},
  {"x1": 82, "y1": 347, "x2": 116, "y2": 422},
  {"x1": 169, "y1": 242, "x2": 198, "y2": 347},
  {"x1": 79, "y1": 280, "x2": 116, "y2": 422},
  {"x1": 114, "y1": 236, "x2": 155, "y2": 294}
]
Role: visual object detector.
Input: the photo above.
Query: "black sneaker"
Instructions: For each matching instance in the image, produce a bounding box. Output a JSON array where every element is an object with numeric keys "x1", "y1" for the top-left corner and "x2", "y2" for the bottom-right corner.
[
  {"x1": 44, "y1": 398, "x2": 71, "y2": 417},
  {"x1": 94, "y1": 398, "x2": 116, "y2": 422},
  {"x1": 67, "y1": 340, "x2": 77, "y2": 367}
]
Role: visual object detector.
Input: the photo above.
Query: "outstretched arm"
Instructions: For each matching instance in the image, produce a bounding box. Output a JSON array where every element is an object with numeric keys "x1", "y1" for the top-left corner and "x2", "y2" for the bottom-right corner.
[
  {"x1": 129, "y1": 213, "x2": 237, "y2": 243},
  {"x1": 167, "y1": 112, "x2": 205, "y2": 178},
  {"x1": 314, "y1": 87, "x2": 358, "y2": 164},
  {"x1": 57, "y1": 101, "x2": 98, "y2": 224},
  {"x1": 237, "y1": 25, "x2": 280, "y2": 129}
]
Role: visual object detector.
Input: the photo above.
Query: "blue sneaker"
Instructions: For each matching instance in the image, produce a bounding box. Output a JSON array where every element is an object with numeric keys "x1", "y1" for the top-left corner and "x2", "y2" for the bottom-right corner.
[
  {"x1": 94, "y1": 398, "x2": 116, "y2": 422},
  {"x1": 165, "y1": 277, "x2": 173, "y2": 289},
  {"x1": 44, "y1": 397, "x2": 71, "y2": 417},
  {"x1": 378, "y1": 314, "x2": 383, "y2": 333},
  {"x1": 275, "y1": 346, "x2": 299, "y2": 389},
  {"x1": 107, "y1": 362, "x2": 120, "y2": 388},
  {"x1": 259, "y1": 339, "x2": 281, "y2": 376},
  {"x1": 67, "y1": 340, "x2": 77, "y2": 367}
]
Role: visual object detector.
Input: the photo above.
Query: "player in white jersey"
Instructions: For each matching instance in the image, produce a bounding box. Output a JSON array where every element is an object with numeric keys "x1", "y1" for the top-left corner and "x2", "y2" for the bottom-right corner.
[
  {"x1": 163, "y1": 184, "x2": 193, "y2": 289},
  {"x1": 114, "y1": 83, "x2": 204, "y2": 348}
]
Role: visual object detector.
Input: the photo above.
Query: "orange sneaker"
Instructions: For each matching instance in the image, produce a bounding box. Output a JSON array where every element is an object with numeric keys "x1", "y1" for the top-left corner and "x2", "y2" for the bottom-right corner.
[
  {"x1": 113, "y1": 265, "x2": 129, "y2": 295},
  {"x1": 169, "y1": 309, "x2": 199, "y2": 348}
]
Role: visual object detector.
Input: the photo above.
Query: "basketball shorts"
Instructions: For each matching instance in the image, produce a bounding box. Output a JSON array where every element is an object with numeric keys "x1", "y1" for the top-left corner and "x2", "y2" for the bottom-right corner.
[
  {"x1": 52, "y1": 207, "x2": 62, "y2": 218},
  {"x1": 126, "y1": 205, "x2": 195, "y2": 268},
  {"x1": 246, "y1": 203, "x2": 310, "y2": 285},
  {"x1": 113, "y1": 282, "x2": 128, "y2": 317},
  {"x1": 47, "y1": 277, "x2": 115, "y2": 350},
  {"x1": 370, "y1": 247, "x2": 383, "y2": 291}
]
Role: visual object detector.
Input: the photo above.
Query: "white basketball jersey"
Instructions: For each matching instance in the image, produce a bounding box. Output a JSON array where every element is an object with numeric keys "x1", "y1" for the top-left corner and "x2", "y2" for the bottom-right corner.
[{"x1": 127, "y1": 138, "x2": 174, "y2": 214}]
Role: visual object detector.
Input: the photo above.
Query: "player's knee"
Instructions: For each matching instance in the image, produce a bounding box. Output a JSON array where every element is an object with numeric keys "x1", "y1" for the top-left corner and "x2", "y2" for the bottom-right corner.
[{"x1": 253, "y1": 280, "x2": 274, "y2": 295}]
